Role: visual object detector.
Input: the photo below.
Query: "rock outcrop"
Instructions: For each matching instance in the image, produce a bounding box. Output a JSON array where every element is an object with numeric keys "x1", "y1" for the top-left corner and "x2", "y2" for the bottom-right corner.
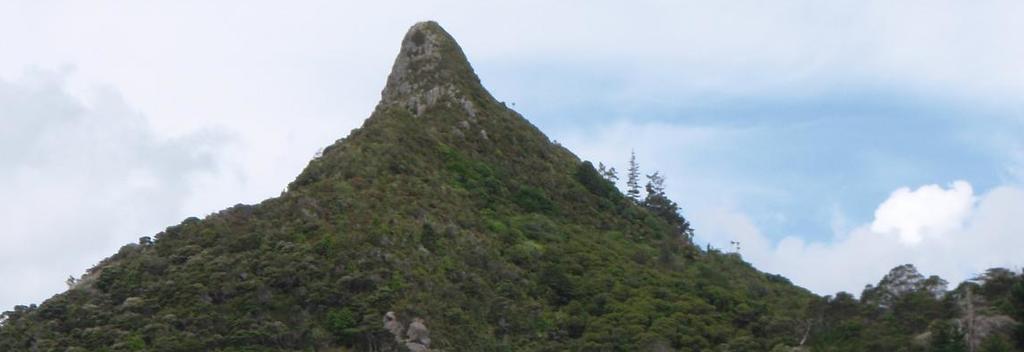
[
  {"x1": 379, "y1": 21, "x2": 485, "y2": 120},
  {"x1": 383, "y1": 311, "x2": 432, "y2": 351}
]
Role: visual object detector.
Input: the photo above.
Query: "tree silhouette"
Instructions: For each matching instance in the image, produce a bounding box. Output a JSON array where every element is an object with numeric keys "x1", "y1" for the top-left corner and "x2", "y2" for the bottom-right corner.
[
  {"x1": 626, "y1": 150, "x2": 641, "y2": 202},
  {"x1": 642, "y1": 171, "x2": 694, "y2": 241}
]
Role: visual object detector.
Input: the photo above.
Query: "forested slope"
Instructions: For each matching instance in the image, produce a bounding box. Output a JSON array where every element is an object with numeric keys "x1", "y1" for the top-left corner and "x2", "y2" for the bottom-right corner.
[{"x1": 0, "y1": 22, "x2": 816, "y2": 351}]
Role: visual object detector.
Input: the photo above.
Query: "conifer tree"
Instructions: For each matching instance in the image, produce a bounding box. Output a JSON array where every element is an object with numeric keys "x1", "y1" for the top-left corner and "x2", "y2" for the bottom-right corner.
[
  {"x1": 642, "y1": 171, "x2": 694, "y2": 241},
  {"x1": 597, "y1": 162, "x2": 619, "y2": 182},
  {"x1": 626, "y1": 150, "x2": 641, "y2": 201},
  {"x1": 645, "y1": 172, "x2": 666, "y2": 196}
]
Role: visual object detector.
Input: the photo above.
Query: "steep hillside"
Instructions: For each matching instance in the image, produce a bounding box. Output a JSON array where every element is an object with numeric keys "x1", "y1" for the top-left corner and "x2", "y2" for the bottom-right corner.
[{"x1": 0, "y1": 22, "x2": 816, "y2": 351}]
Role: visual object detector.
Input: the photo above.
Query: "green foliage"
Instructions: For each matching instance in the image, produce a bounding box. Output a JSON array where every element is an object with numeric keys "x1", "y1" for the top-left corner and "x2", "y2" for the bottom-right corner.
[
  {"x1": 978, "y1": 268, "x2": 1018, "y2": 304},
  {"x1": 119, "y1": 334, "x2": 146, "y2": 351},
  {"x1": 1012, "y1": 278, "x2": 1024, "y2": 348},
  {"x1": 801, "y1": 267, "x2": 1024, "y2": 352},
  {"x1": 575, "y1": 161, "x2": 619, "y2": 199},
  {"x1": 0, "y1": 21, "x2": 816, "y2": 352},
  {"x1": 929, "y1": 319, "x2": 967, "y2": 352},
  {"x1": 981, "y1": 334, "x2": 1013, "y2": 352},
  {"x1": 626, "y1": 150, "x2": 641, "y2": 201},
  {"x1": 642, "y1": 171, "x2": 693, "y2": 240},
  {"x1": 326, "y1": 308, "x2": 358, "y2": 344},
  {"x1": 513, "y1": 185, "x2": 555, "y2": 213}
]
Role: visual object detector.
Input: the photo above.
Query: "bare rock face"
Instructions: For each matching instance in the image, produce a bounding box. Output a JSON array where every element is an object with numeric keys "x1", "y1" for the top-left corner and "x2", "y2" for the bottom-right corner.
[
  {"x1": 406, "y1": 342, "x2": 430, "y2": 352},
  {"x1": 382, "y1": 312, "x2": 433, "y2": 351},
  {"x1": 383, "y1": 311, "x2": 404, "y2": 338},
  {"x1": 378, "y1": 21, "x2": 488, "y2": 119},
  {"x1": 382, "y1": 23, "x2": 444, "y2": 103},
  {"x1": 407, "y1": 317, "x2": 431, "y2": 346}
]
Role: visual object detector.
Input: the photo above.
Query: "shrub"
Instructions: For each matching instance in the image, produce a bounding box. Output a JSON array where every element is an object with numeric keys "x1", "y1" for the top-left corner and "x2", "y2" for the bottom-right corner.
[
  {"x1": 326, "y1": 308, "x2": 359, "y2": 345},
  {"x1": 513, "y1": 186, "x2": 554, "y2": 213},
  {"x1": 575, "y1": 161, "x2": 618, "y2": 199}
]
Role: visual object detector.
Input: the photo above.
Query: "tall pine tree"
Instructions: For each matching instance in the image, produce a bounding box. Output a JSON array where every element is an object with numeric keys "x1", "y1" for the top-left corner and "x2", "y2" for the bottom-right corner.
[{"x1": 626, "y1": 150, "x2": 641, "y2": 202}]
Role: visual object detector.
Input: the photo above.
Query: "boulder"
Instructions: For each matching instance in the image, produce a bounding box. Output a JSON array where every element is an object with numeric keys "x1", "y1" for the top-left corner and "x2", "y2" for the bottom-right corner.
[{"x1": 407, "y1": 317, "x2": 431, "y2": 346}]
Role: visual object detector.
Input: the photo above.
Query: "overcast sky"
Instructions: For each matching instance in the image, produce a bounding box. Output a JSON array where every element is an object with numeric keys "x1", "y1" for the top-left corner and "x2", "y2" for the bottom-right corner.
[{"x1": 2, "y1": 1, "x2": 1023, "y2": 310}]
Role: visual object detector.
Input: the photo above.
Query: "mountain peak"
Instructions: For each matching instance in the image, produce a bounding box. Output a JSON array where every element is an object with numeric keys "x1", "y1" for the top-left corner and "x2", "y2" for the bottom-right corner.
[
  {"x1": 379, "y1": 21, "x2": 490, "y2": 116},
  {"x1": 0, "y1": 21, "x2": 823, "y2": 352}
]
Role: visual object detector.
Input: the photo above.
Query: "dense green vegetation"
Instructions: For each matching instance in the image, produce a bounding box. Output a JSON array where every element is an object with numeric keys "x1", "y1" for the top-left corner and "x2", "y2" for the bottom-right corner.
[
  {"x1": 804, "y1": 266, "x2": 1024, "y2": 352},
  {"x1": 0, "y1": 22, "x2": 813, "y2": 351},
  {"x1": 1, "y1": 21, "x2": 1020, "y2": 352}
]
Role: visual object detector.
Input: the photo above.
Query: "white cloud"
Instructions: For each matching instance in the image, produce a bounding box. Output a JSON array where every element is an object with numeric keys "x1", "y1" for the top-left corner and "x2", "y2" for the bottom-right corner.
[
  {"x1": 0, "y1": 70, "x2": 226, "y2": 311},
  {"x1": 562, "y1": 120, "x2": 1024, "y2": 296},
  {"x1": 1010, "y1": 147, "x2": 1024, "y2": 184},
  {"x1": 2, "y1": 0, "x2": 1023, "y2": 309},
  {"x1": 869, "y1": 181, "x2": 975, "y2": 245},
  {"x1": 697, "y1": 183, "x2": 1024, "y2": 296},
  {"x1": 3, "y1": 1, "x2": 1023, "y2": 139}
]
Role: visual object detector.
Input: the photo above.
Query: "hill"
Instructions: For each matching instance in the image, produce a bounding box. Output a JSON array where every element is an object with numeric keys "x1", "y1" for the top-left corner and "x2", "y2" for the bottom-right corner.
[{"x1": 0, "y1": 21, "x2": 864, "y2": 351}]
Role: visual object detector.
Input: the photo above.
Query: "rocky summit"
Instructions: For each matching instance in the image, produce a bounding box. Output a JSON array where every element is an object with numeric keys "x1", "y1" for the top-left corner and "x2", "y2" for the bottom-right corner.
[{"x1": 2, "y1": 21, "x2": 1023, "y2": 352}]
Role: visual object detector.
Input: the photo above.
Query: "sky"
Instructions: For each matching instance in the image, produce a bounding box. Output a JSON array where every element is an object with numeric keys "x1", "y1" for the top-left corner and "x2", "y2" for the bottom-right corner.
[{"x1": 2, "y1": 1, "x2": 1023, "y2": 310}]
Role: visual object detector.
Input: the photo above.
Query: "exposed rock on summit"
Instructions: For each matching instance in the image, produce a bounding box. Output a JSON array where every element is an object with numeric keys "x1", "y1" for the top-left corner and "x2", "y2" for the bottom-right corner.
[
  {"x1": 380, "y1": 21, "x2": 487, "y2": 118},
  {"x1": 0, "y1": 20, "x2": 831, "y2": 352}
]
